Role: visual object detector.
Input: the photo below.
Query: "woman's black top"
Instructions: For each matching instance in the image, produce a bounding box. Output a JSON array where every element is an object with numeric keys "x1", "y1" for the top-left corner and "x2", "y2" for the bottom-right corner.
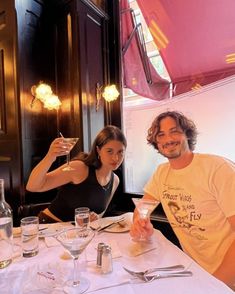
[{"x1": 49, "y1": 166, "x2": 114, "y2": 222}]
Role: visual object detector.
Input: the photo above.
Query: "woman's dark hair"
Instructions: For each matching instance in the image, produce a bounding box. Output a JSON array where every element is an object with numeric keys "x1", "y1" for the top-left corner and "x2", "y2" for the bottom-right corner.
[
  {"x1": 76, "y1": 125, "x2": 127, "y2": 168},
  {"x1": 147, "y1": 111, "x2": 198, "y2": 151}
]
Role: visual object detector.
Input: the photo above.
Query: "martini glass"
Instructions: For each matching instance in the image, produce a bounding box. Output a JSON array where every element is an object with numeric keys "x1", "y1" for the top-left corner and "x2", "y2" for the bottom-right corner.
[
  {"x1": 132, "y1": 198, "x2": 158, "y2": 242},
  {"x1": 56, "y1": 228, "x2": 95, "y2": 294},
  {"x1": 62, "y1": 137, "x2": 79, "y2": 171}
]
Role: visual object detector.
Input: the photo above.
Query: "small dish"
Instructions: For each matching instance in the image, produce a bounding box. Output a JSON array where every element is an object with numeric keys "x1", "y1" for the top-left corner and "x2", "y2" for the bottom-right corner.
[
  {"x1": 90, "y1": 212, "x2": 133, "y2": 233},
  {"x1": 38, "y1": 222, "x2": 73, "y2": 238},
  {"x1": 104, "y1": 221, "x2": 130, "y2": 233}
]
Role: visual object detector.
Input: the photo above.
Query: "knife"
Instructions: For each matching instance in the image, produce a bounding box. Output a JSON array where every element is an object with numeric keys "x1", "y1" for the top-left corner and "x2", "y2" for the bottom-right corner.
[{"x1": 97, "y1": 217, "x2": 125, "y2": 232}]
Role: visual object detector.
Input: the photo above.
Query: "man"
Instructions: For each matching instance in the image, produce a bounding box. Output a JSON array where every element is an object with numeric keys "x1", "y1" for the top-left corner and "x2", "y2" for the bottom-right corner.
[{"x1": 130, "y1": 111, "x2": 235, "y2": 290}]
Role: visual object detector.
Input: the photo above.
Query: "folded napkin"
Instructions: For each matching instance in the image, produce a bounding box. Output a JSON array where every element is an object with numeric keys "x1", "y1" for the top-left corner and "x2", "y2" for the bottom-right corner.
[
  {"x1": 86, "y1": 261, "x2": 131, "y2": 293},
  {"x1": 1, "y1": 263, "x2": 67, "y2": 294},
  {"x1": 44, "y1": 236, "x2": 60, "y2": 247},
  {"x1": 86, "y1": 239, "x2": 122, "y2": 262},
  {"x1": 123, "y1": 235, "x2": 158, "y2": 257}
]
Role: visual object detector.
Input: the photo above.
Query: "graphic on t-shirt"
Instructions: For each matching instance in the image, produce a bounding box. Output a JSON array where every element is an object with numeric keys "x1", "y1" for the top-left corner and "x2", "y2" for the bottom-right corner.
[{"x1": 162, "y1": 185, "x2": 207, "y2": 240}]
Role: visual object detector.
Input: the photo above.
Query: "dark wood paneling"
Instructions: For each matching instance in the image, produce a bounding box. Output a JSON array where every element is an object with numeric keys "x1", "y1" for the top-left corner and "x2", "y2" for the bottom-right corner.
[
  {"x1": 0, "y1": 1, "x2": 22, "y2": 220},
  {"x1": 0, "y1": 0, "x2": 57, "y2": 225},
  {"x1": 0, "y1": 49, "x2": 6, "y2": 133},
  {"x1": 79, "y1": 3, "x2": 106, "y2": 149},
  {"x1": 54, "y1": 0, "x2": 109, "y2": 153},
  {"x1": 0, "y1": 0, "x2": 119, "y2": 225}
]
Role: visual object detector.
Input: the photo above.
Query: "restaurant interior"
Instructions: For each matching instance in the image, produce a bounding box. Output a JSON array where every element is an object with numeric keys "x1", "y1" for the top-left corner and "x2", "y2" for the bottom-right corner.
[{"x1": 1, "y1": 0, "x2": 235, "y2": 248}]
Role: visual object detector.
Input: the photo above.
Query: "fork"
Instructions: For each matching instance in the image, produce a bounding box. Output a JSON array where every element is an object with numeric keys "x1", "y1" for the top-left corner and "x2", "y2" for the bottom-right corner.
[
  {"x1": 97, "y1": 217, "x2": 125, "y2": 232},
  {"x1": 123, "y1": 267, "x2": 192, "y2": 282},
  {"x1": 123, "y1": 264, "x2": 185, "y2": 278},
  {"x1": 144, "y1": 271, "x2": 193, "y2": 282}
]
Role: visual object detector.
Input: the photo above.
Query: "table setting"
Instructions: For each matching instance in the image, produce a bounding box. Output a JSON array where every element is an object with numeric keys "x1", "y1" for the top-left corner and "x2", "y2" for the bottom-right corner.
[{"x1": 0, "y1": 210, "x2": 234, "y2": 294}]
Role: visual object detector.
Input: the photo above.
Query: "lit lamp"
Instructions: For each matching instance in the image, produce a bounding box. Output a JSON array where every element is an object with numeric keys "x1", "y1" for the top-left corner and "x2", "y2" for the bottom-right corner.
[
  {"x1": 96, "y1": 83, "x2": 119, "y2": 111},
  {"x1": 102, "y1": 85, "x2": 120, "y2": 102},
  {"x1": 31, "y1": 82, "x2": 62, "y2": 110},
  {"x1": 43, "y1": 94, "x2": 61, "y2": 110}
]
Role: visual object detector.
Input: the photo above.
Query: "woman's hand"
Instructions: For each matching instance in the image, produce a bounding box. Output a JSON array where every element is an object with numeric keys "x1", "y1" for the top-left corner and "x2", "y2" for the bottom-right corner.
[
  {"x1": 130, "y1": 215, "x2": 154, "y2": 240},
  {"x1": 46, "y1": 138, "x2": 71, "y2": 162}
]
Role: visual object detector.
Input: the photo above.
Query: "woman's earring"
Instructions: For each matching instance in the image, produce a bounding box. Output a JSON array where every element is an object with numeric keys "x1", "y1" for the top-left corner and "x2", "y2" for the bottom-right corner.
[{"x1": 98, "y1": 154, "x2": 100, "y2": 160}]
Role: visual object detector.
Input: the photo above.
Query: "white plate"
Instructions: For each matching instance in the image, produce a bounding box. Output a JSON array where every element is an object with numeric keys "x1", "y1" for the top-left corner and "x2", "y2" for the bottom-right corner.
[
  {"x1": 90, "y1": 212, "x2": 133, "y2": 233},
  {"x1": 38, "y1": 222, "x2": 73, "y2": 238}
]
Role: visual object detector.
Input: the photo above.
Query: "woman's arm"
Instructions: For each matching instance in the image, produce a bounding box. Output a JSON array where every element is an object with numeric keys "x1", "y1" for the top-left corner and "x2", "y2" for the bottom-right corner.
[{"x1": 26, "y1": 138, "x2": 74, "y2": 192}]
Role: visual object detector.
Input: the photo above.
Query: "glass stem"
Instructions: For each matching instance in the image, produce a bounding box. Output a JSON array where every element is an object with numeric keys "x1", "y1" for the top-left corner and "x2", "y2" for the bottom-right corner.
[
  {"x1": 73, "y1": 257, "x2": 80, "y2": 286},
  {"x1": 66, "y1": 152, "x2": 71, "y2": 166}
]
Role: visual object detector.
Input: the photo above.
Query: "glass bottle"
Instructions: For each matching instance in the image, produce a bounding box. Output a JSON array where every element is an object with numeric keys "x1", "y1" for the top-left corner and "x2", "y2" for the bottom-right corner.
[{"x1": 0, "y1": 179, "x2": 13, "y2": 269}]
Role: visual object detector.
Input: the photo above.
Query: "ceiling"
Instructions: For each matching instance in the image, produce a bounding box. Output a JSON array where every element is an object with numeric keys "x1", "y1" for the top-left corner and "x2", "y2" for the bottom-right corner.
[{"x1": 121, "y1": 0, "x2": 235, "y2": 100}]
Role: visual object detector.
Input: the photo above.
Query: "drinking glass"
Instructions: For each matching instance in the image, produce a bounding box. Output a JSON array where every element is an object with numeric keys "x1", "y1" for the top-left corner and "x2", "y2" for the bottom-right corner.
[
  {"x1": 132, "y1": 198, "x2": 158, "y2": 242},
  {"x1": 21, "y1": 216, "x2": 39, "y2": 257},
  {"x1": 75, "y1": 207, "x2": 90, "y2": 229},
  {"x1": 62, "y1": 137, "x2": 79, "y2": 171},
  {"x1": 56, "y1": 228, "x2": 95, "y2": 294}
]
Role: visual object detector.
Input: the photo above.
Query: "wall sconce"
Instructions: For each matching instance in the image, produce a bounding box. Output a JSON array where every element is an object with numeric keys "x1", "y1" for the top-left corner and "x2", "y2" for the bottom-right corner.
[
  {"x1": 96, "y1": 83, "x2": 120, "y2": 111},
  {"x1": 31, "y1": 82, "x2": 62, "y2": 110}
]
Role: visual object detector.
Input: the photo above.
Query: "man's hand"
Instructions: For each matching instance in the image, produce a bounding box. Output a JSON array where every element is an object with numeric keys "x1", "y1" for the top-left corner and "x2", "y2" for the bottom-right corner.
[{"x1": 130, "y1": 215, "x2": 154, "y2": 240}]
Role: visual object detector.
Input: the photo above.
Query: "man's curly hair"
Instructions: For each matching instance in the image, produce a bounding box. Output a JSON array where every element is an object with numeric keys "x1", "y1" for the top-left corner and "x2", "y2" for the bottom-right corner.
[{"x1": 147, "y1": 111, "x2": 198, "y2": 151}]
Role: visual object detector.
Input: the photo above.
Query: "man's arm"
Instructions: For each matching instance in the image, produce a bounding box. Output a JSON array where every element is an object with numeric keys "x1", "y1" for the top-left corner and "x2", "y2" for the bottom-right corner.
[
  {"x1": 213, "y1": 215, "x2": 235, "y2": 290},
  {"x1": 130, "y1": 193, "x2": 158, "y2": 239}
]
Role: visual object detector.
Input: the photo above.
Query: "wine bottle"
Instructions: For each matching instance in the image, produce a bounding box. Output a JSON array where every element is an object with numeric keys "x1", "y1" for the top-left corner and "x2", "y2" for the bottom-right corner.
[{"x1": 0, "y1": 179, "x2": 13, "y2": 269}]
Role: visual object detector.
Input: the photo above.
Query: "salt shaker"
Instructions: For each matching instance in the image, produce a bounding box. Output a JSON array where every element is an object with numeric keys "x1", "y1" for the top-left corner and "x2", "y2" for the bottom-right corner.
[
  {"x1": 101, "y1": 245, "x2": 113, "y2": 274},
  {"x1": 96, "y1": 242, "x2": 105, "y2": 267}
]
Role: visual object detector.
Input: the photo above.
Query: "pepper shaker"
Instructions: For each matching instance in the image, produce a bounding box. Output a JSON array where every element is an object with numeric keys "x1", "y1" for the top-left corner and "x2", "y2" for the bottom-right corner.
[
  {"x1": 96, "y1": 242, "x2": 105, "y2": 267},
  {"x1": 101, "y1": 245, "x2": 113, "y2": 274}
]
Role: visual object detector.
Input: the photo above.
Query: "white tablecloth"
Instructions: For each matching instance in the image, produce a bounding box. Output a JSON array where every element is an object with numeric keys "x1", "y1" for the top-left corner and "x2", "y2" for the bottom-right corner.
[{"x1": 0, "y1": 226, "x2": 233, "y2": 294}]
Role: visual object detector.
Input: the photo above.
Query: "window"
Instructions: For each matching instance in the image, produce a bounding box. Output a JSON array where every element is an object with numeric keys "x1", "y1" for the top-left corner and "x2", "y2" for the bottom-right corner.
[{"x1": 123, "y1": 0, "x2": 170, "y2": 106}]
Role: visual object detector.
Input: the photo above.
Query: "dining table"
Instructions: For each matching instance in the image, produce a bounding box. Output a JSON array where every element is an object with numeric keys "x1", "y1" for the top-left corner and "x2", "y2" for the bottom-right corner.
[{"x1": 0, "y1": 215, "x2": 234, "y2": 294}]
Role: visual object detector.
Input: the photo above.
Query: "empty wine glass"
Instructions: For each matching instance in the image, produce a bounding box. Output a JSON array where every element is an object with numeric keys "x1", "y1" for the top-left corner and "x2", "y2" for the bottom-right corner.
[
  {"x1": 61, "y1": 137, "x2": 79, "y2": 171},
  {"x1": 132, "y1": 198, "x2": 158, "y2": 242},
  {"x1": 56, "y1": 227, "x2": 95, "y2": 294}
]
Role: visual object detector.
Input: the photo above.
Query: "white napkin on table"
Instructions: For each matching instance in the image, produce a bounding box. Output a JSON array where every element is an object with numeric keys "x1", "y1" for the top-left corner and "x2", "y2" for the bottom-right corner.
[
  {"x1": 0, "y1": 263, "x2": 67, "y2": 294},
  {"x1": 121, "y1": 234, "x2": 159, "y2": 257},
  {"x1": 86, "y1": 261, "x2": 131, "y2": 293},
  {"x1": 44, "y1": 236, "x2": 60, "y2": 247}
]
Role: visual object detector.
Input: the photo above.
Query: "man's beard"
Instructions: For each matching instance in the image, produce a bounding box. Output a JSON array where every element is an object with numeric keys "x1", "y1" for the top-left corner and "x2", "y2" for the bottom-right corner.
[{"x1": 158, "y1": 141, "x2": 183, "y2": 159}]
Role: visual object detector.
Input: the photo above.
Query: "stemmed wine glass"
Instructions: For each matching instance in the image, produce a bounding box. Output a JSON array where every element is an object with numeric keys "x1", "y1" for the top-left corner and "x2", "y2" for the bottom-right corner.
[
  {"x1": 56, "y1": 227, "x2": 95, "y2": 294},
  {"x1": 132, "y1": 198, "x2": 158, "y2": 242},
  {"x1": 61, "y1": 137, "x2": 79, "y2": 171}
]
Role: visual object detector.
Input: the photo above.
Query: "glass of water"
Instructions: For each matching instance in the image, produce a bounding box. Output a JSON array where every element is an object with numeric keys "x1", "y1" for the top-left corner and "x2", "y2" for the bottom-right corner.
[
  {"x1": 21, "y1": 216, "x2": 39, "y2": 257},
  {"x1": 75, "y1": 207, "x2": 90, "y2": 229}
]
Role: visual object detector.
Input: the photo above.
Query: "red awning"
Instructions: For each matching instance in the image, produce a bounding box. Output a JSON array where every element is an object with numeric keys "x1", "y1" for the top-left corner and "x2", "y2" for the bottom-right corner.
[
  {"x1": 121, "y1": 0, "x2": 235, "y2": 99},
  {"x1": 121, "y1": 0, "x2": 170, "y2": 101}
]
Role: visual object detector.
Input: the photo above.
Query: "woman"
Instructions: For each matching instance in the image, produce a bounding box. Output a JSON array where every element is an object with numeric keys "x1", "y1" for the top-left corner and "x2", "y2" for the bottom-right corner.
[{"x1": 26, "y1": 125, "x2": 127, "y2": 223}]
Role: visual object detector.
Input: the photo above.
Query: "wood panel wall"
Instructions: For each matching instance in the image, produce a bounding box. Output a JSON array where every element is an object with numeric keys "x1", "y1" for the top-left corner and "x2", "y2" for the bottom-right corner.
[{"x1": 0, "y1": 0, "x2": 120, "y2": 224}]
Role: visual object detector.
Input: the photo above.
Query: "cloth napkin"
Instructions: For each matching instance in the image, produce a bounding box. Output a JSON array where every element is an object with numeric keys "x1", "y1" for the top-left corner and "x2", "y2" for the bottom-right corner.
[
  {"x1": 86, "y1": 260, "x2": 131, "y2": 293},
  {"x1": 44, "y1": 236, "x2": 61, "y2": 247},
  {"x1": 123, "y1": 235, "x2": 159, "y2": 257},
  {"x1": 0, "y1": 263, "x2": 67, "y2": 294}
]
